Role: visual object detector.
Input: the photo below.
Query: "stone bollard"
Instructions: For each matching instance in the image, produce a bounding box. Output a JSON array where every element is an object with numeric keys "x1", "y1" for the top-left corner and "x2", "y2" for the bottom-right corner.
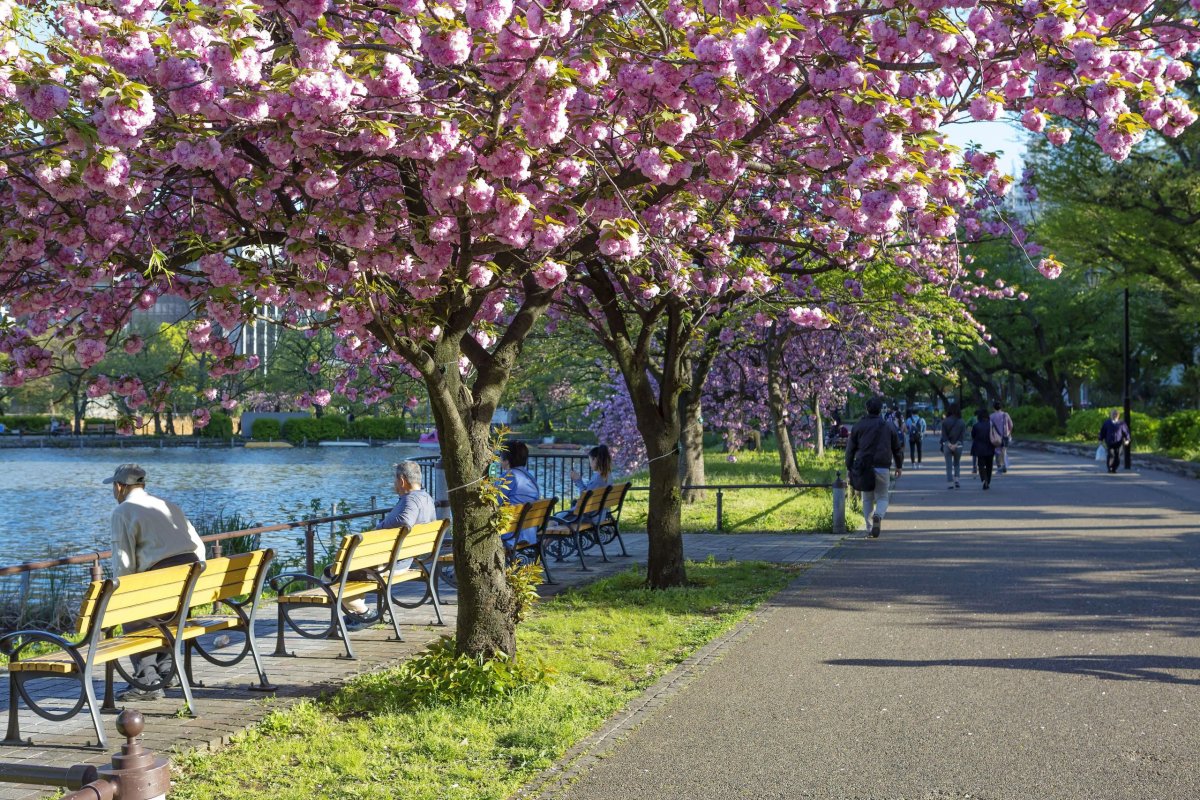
[
  {"x1": 93, "y1": 709, "x2": 171, "y2": 800},
  {"x1": 831, "y1": 472, "x2": 846, "y2": 536}
]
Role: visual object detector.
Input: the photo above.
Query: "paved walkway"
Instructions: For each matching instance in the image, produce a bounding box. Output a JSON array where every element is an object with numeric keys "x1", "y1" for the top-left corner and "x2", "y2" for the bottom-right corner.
[
  {"x1": 0, "y1": 531, "x2": 839, "y2": 799},
  {"x1": 547, "y1": 447, "x2": 1200, "y2": 800}
]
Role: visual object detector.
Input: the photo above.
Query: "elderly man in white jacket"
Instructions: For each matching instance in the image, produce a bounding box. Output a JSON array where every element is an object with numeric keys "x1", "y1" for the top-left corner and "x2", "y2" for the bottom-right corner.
[{"x1": 105, "y1": 463, "x2": 206, "y2": 701}]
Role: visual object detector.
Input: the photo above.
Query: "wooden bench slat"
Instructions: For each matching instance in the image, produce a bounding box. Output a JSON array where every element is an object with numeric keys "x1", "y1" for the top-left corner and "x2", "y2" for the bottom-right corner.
[{"x1": 8, "y1": 631, "x2": 168, "y2": 674}]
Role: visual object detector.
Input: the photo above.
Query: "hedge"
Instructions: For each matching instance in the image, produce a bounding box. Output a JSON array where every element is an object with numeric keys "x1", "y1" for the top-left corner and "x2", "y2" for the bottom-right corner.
[
  {"x1": 281, "y1": 415, "x2": 348, "y2": 444},
  {"x1": 1157, "y1": 410, "x2": 1200, "y2": 451},
  {"x1": 1008, "y1": 406, "x2": 1060, "y2": 435},
  {"x1": 0, "y1": 415, "x2": 52, "y2": 433},
  {"x1": 251, "y1": 418, "x2": 282, "y2": 441},
  {"x1": 1065, "y1": 408, "x2": 1160, "y2": 446},
  {"x1": 348, "y1": 416, "x2": 407, "y2": 440},
  {"x1": 197, "y1": 411, "x2": 234, "y2": 439}
]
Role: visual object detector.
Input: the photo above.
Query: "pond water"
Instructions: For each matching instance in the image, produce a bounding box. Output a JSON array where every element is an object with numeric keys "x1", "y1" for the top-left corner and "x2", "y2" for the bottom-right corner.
[{"x1": 0, "y1": 445, "x2": 428, "y2": 564}]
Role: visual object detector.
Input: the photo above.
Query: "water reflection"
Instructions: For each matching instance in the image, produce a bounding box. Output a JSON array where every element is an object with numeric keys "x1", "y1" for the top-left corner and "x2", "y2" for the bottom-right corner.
[{"x1": 0, "y1": 446, "x2": 425, "y2": 563}]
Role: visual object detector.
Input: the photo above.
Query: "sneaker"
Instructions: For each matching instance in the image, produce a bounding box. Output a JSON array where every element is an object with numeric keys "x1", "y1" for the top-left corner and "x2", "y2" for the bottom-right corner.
[
  {"x1": 870, "y1": 515, "x2": 881, "y2": 538},
  {"x1": 341, "y1": 614, "x2": 369, "y2": 632},
  {"x1": 117, "y1": 686, "x2": 164, "y2": 703},
  {"x1": 954, "y1": 481, "x2": 960, "y2": 488},
  {"x1": 948, "y1": 484, "x2": 955, "y2": 490}
]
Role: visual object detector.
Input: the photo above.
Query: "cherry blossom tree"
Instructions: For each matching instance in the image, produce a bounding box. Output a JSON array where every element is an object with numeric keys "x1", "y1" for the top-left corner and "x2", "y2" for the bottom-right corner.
[{"x1": 1, "y1": 0, "x2": 1197, "y2": 633}]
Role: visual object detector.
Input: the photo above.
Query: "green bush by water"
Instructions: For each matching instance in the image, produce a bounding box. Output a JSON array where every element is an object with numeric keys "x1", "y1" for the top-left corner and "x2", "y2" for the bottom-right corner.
[
  {"x1": 197, "y1": 412, "x2": 234, "y2": 439},
  {"x1": 250, "y1": 418, "x2": 281, "y2": 441}
]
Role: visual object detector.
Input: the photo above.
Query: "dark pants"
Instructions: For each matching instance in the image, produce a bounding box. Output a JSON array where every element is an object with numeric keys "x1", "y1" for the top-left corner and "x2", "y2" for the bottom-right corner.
[
  {"x1": 909, "y1": 437, "x2": 922, "y2": 464},
  {"x1": 977, "y1": 454, "x2": 994, "y2": 486},
  {"x1": 128, "y1": 552, "x2": 202, "y2": 682},
  {"x1": 1106, "y1": 442, "x2": 1124, "y2": 473}
]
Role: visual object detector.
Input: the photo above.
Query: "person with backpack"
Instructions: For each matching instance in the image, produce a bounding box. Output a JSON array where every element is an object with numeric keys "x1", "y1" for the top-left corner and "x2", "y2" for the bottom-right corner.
[
  {"x1": 905, "y1": 410, "x2": 927, "y2": 468},
  {"x1": 939, "y1": 405, "x2": 967, "y2": 489},
  {"x1": 970, "y1": 407, "x2": 999, "y2": 489},
  {"x1": 845, "y1": 397, "x2": 904, "y2": 538},
  {"x1": 1098, "y1": 409, "x2": 1131, "y2": 473}
]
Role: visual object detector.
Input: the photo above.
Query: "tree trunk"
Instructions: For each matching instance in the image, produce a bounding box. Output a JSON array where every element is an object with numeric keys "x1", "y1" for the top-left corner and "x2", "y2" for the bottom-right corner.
[
  {"x1": 813, "y1": 395, "x2": 825, "y2": 458},
  {"x1": 765, "y1": 336, "x2": 801, "y2": 484},
  {"x1": 678, "y1": 391, "x2": 706, "y2": 503}
]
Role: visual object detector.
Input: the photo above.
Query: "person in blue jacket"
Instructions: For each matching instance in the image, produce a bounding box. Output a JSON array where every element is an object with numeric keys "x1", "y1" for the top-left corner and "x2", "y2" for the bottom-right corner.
[{"x1": 497, "y1": 441, "x2": 541, "y2": 549}]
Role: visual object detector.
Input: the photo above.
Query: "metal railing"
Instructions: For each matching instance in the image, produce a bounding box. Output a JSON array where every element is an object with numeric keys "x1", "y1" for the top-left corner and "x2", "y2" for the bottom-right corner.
[
  {"x1": 412, "y1": 453, "x2": 593, "y2": 507},
  {"x1": 630, "y1": 476, "x2": 846, "y2": 534}
]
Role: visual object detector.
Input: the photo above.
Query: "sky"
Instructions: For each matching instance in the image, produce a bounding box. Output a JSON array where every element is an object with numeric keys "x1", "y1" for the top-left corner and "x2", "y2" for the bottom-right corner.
[{"x1": 942, "y1": 118, "x2": 1030, "y2": 177}]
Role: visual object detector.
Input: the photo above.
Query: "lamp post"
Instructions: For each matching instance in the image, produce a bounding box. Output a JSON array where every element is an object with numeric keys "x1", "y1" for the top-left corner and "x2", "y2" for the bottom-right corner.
[
  {"x1": 1123, "y1": 284, "x2": 1132, "y2": 470},
  {"x1": 1087, "y1": 268, "x2": 1132, "y2": 471}
]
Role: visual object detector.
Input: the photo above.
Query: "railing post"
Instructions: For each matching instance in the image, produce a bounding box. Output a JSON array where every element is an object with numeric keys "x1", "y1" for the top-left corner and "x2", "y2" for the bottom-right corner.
[
  {"x1": 715, "y1": 489, "x2": 724, "y2": 532},
  {"x1": 832, "y1": 472, "x2": 846, "y2": 536},
  {"x1": 210, "y1": 538, "x2": 223, "y2": 558},
  {"x1": 305, "y1": 524, "x2": 316, "y2": 576},
  {"x1": 91, "y1": 554, "x2": 104, "y2": 583},
  {"x1": 94, "y1": 709, "x2": 171, "y2": 800}
]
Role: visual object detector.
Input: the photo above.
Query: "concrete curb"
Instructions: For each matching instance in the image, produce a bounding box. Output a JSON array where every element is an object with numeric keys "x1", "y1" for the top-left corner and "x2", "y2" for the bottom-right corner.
[
  {"x1": 512, "y1": 546, "x2": 849, "y2": 800},
  {"x1": 1012, "y1": 438, "x2": 1200, "y2": 480}
]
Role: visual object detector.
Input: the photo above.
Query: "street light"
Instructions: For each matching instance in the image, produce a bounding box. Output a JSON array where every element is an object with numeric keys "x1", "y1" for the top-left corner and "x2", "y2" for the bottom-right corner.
[{"x1": 1086, "y1": 268, "x2": 1132, "y2": 471}]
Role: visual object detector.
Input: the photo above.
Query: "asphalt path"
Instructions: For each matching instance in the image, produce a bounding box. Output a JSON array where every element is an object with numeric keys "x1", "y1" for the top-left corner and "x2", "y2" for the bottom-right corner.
[{"x1": 555, "y1": 446, "x2": 1200, "y2": 800}]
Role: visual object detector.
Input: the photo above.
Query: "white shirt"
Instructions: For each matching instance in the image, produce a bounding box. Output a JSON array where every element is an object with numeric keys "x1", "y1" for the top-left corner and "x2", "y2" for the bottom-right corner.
[{"x1": 111, "y1": 487, "x2": 206, "y2": 577}]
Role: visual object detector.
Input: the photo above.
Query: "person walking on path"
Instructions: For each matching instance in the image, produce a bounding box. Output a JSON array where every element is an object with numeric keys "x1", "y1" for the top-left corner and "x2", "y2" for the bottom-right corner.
[
  {"x1": 970, "y1": 407, "x2": 998, "y2": 489},
  {"x1": 106, "y1": 462, "x2": 206, "y2": 702},
  {"x1": 845, "y1": 397, "x2": 904, "y2": 538},
  {"x1": 989, "y1": 400, "x2": 1014, "y2": 474},
  {"x1": 1099, "y1": 409, "x2": 1131, "y2": 473},
  {"x1": 905, "y1": 410, "x2": 927, "y2": 469},
  {"x1": 939, "y1": 405, "x2": 966, "y2": 489}
]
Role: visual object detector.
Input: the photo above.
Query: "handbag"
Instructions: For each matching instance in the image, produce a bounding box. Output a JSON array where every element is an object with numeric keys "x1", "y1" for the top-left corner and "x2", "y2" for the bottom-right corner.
[{"x1": 989, "y1": 422, "x2": 1003, "y2": 447}]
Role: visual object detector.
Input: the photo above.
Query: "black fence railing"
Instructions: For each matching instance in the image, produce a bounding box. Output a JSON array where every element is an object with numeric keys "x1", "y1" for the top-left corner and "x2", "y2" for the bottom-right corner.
[{"x1": 629, "y1": 480, "x2": 843, "y2": 532}]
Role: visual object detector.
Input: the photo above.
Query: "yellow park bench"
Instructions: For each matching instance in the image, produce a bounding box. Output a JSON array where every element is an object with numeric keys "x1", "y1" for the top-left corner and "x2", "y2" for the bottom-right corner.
[
  {"x1": 542, "y1": 482, "x2": 634, "y2": 571},
  {"x1": 1, "y1": 549, "x2": 276, "y2": 749},
  {"x1": 271, "y1": 519, "x2": 449, "y2": 660},
  {"x1": 432, "y1": 499, "x2": 559, "y2": 589}
]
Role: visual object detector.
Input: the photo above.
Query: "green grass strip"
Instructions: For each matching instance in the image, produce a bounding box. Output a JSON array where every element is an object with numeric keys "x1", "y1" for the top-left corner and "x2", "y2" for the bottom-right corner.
[
  {"x1": 171, "y1": 559, "x2": 796, "y2": 800},
  {"x1": 621, "y1": 448, "x2": 853, "y2": 534}
]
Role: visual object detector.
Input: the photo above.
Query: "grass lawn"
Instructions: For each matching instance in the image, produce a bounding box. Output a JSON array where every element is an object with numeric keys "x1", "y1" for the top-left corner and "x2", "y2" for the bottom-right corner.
[
  {"x1": 171, "y1": 559, "x2": 796, "y2": 800},
  {"x1": 620, "y1": 447, "x2": 856, "y2": 534}
]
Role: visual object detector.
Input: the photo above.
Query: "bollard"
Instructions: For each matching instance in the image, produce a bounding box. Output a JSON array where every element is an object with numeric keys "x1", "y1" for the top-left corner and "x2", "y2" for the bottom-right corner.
[
  {"x1": 93, "y1": 710, "x2": 171, "y2": 800},
  {"x1": 831, "y1": 472, "x2": 846, "y2": 536}
]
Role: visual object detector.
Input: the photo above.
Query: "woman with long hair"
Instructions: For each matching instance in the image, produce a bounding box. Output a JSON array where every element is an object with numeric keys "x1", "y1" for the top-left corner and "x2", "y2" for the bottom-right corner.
[{"x1": 571, "y1": 444, "x2": 613, "y2": 493}]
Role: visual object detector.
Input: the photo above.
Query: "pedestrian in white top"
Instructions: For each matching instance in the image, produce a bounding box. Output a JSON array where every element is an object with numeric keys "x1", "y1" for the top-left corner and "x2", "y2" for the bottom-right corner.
[
  {"x1": 989, "y1": 401, "x2": 1015, "y2": 474},
  {"x1": 105, "y1": 463, "x2": 206, "y2": 701}
]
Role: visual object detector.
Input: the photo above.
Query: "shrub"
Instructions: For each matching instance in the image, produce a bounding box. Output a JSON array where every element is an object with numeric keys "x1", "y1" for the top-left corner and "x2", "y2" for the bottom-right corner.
[
  {"x1": 281, "y1": 414, "x2": 347, "y2": 444},
  {"x1": 251, "y1": 418, "x2": 282, "y2": 441},
  {"x1": 347, "y1": 415, "x2": 407, "y2": 440},
  {"x1": 328, "y1": 635, "x2": 554, "y2": 713},
  {"x1": 197, "y1": 411, "x2": 234, "y2": 438},
  {"x1": 1008, "y1": 405, "x2": 1061, "y2": 435},
  {"x1": 1065, "y1": 407, "x2": 1159, "y2": 447},
  {"x1": 0, "y1": 415, "x2": 52, "y2": 433},
  {"x1": 1157, "y1": 410, "x2": 1200, "y2": 451}
]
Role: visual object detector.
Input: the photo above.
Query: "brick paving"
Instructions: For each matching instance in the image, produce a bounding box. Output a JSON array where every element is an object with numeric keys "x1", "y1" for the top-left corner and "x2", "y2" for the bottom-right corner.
[{"x1": 0, "y1": 531, "x2": 840, "y2": 799}]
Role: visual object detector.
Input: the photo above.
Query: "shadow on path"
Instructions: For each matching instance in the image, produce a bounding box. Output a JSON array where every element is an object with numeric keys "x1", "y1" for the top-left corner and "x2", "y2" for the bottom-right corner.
[{"x1": 826, "y1": 654, "x2": 1200, "y2": 685}]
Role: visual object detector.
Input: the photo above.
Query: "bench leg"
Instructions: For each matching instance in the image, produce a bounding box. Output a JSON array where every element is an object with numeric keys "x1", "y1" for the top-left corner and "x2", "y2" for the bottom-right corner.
[
  {"x1": 536, "y1": 541, "x2": 557, "y2": 585},
  {"x1": 184, "y1": 641, "x2": 203, "y2": 688},
  {"x1": 333, "y1": 611, "x2": 357, "y2": 660},
  {"x1": 101, "y1": 662, "x2": 118, "y2": 712},
  {"x1": 574, "y1": 530, "x2": 590, "y2": 572},
  {"x1": 384, "y1": 587, "x2": 404, "y2": 643},
  {"x1": 272, "y1": 604, "x2": 294, "y2": 658},
  {"x1": 594, "y1": 530, "x2": 611, "y2": 563},
  {"x1": 174, "y1": 640, "x2": 197, "y2": 717},
  {"x1": 427, "y1": 576, "x2": 445, "y2": 627},
  {"x1": 246, "y1": 628, "x2": 277, "y2": 692},
  {"x1": 2, "y1": 672, "x2": 29, "y2": 746},
  {"x1": 82, "y1": 670, "x2": 108, "y2": 749}
]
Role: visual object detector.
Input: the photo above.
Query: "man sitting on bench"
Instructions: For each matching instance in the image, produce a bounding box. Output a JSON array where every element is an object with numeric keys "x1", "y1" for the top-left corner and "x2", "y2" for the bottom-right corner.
[
  {"x1": 342, "y1": 461, "x2": 435, "y2": 629},
  {"x1": 105, "y1": 463, "x2": 206, "y2": 701}
]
